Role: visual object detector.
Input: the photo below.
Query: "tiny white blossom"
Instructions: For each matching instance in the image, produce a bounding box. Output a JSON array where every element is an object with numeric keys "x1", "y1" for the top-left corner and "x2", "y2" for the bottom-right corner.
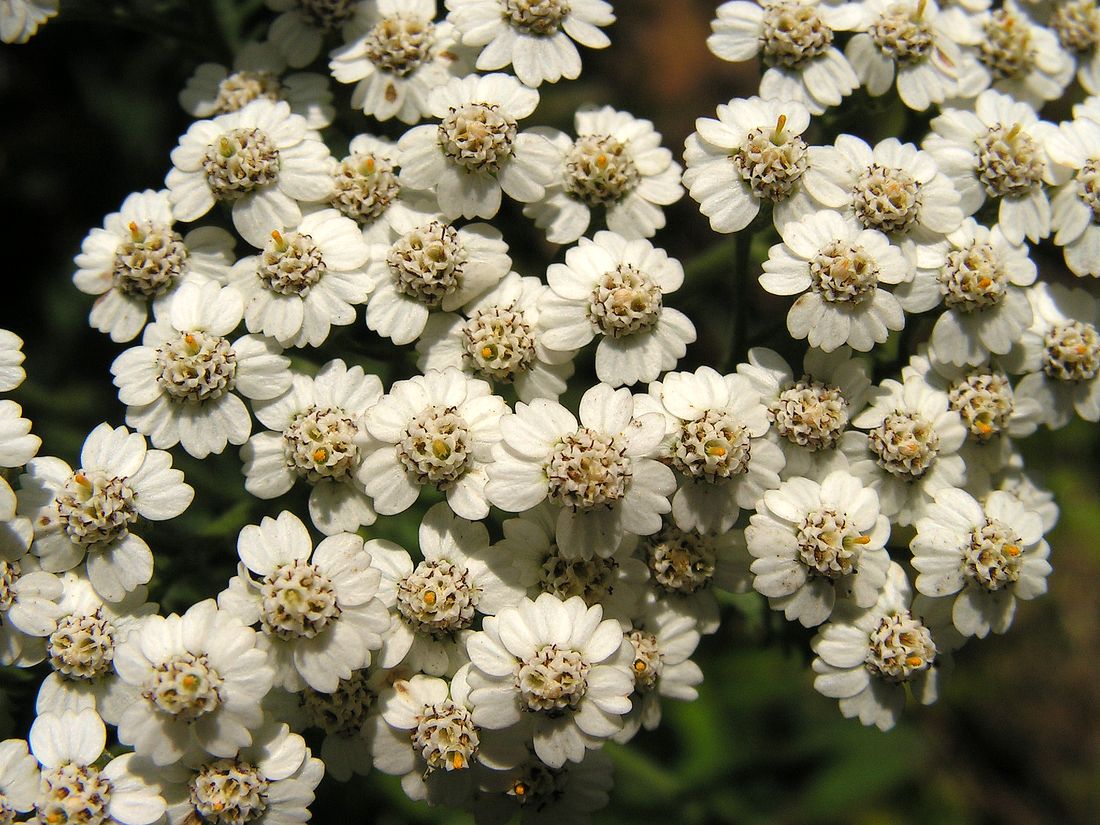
[
  {"x1": 0, "y1": 330, "x2": 27, "y2": 392},
  {"x1": 0, "y1": 549, "x2": 63, "y2": 667},
  {"x1": 1046, "y1": 115, "x2": 1100, "y2": 278},
  {"x1": 0, "y1": 0, "x2": 57, "y2": 44},
  {"x1": 468, "y1": 750, "x2": 614, "y2": 825},
  {"x1": 0, "y1": 738, "x2": 38, "y2": 821},
  {"x1": 266, "y1": 0, "x2": 360, "y2": 67}
]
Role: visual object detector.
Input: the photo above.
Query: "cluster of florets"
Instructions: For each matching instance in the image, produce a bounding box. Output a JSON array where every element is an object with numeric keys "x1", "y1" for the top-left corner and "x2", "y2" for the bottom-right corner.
[{"x1": 0, "y1": 0, "x2": 1092, "y2": 821}]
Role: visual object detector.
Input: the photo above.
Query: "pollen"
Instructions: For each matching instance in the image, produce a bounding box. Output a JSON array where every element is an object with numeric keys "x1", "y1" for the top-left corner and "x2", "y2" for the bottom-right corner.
[
  {"x1": 313, "y1": 448, "x2": 328, "y2": 463},
  {"x1": 128, "y1": 221, "x2": 142, "y2": 241},
  {"x1": 423, "y1": 590, "x2": 437, "y2": 606},
  {"x1": 1005, "y1": 544, "x2": 1021, "y2": 557},
  {"x1": 773, "y1": 113, "x2": 787, "y2": 141},
  {"x1": 905, "y1": 655, "x2": 924, "y2": 668}
]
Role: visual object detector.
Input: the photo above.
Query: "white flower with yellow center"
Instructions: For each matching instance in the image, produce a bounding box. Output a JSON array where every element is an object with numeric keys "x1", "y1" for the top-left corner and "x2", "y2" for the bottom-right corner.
[
  {"x1": 708, "y1": 0, "x2": 863, "y2": 114},
  {"x1": 924, "y1": 90, "x2": 1057, "y2": 245},
  {"x1": 747, "y1": 470, "x2": 891, "y2": 628},
  {"x1": 417, "y1": 272, "x2": 575, "y2": 402},
  {"x1": 737, "y1": 345, "x2": 872, "y2": 479},
  {"x1": 19, "y1": 423, "x2": 192, "y2": 603},
  {"x1": 841, "y1": 374, "x2": 967, "y2": 525},
  {"x1": 217, "y1": 510, "x2": 389, "y2": 693},
  {"x1": 524, "y1": 105, "x2": 684, "y2": 244},
  {"x1": 359, "y1": 369, "x2": 506, "y2": 520},
  {"x1": 812, "y1": 562, "x2": 941, "y2": 731},
  {"x1": 330, "y1": 0, "x2": 463, "y2": 124},
  {"x1": 1005, "y1": 282, "x2": 1100, "y2": 428},
  {"x1": 242, "y1": 359, "x2": 381, "y2": 535},
  {"x1": 0, "y1": 0, "x2": 56, "y2": 44},
  {"x1": 363, "y1": 210, "x2": 512, "y2": 345},
  {"x1": 113, "y1": 599, "x2": 274, "y2": 766},
  {"x1": 398, "y1": 72, "x2": 558, "y2": 219},
  {"x1": 446, "y1": 0, "x2": 614, "y2": 87},
  {"x1": 912, "y1": 487, "x2": 1050, "y2": 638},
  {"x1": 110, "y1": 280, "x2": 292, "y2": 459},
  {"x1": 539, "y1": 232, "x2": 696, "y2": 387},
  {"x1": 266, "y1": 0, "x2": 361, "y2": 67},
  {"x1": 487, "y1": 382, "x2": 675, "y2": 560},
  {"x1": 466, "y1": 593, "x2": 634, "y2": 768},
  {"x1": 0, "y1": 550, "x2": 63, "y2": 667},
  {"x1": 166, "y1": 99, "x2": 333, "y2": 248},
  {"x1": 229, "y1": 208, "x2": 371, "y2": 348},
  {"x1": 180, "y1": 41, "x2": 335, "y2": 129},
  {"x1": 294, "y1": 669, "x2": 383, "y2": 782},
  {"x1": 1046, "y1": 114, "x2": 1100, "y2": 278},
  {"x1": 0, "y1": 738, "x2": 38, "y2": 824},
  {"x1": 683, "y1": 96, "x2": 813, "y2": 234},
  {"x1": 759, "y1": 210, "x2": 909, "y2": 352},
  {"x1": 29, "y1": 709, "x2": 165, "y2": 825},
  {"x1": 635, "y1": 366, "x2": 783, "y2": 536},
  {"x1": 0, "y1": 330, "x2": 27, "y2": 392},
  {"x1": 470, "y1": 750, "x2": 614, "y2": 825},
  {"x1": 72, "y1": 189, "x2": 235, "y2": 344}
]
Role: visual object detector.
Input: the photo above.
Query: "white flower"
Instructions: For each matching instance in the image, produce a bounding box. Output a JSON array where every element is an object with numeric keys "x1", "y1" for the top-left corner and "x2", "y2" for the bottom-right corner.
[
  {"x1": 912, "y1": 487, "x2": 1051, "y2": 638},
  {"x1": 811, "y1": 562, "x2": 940, "y2": 731},
  {"x1": 19, "y1": 423, "x2": 193, "y2": 602},
  {"x1": 487, "y1": 383, "x2": 675, "y2": 560},
  {"x1": 737, "y1": 345, "x2": 872, "y2": 479},
  {"x1": 1071, "y1": 3, "x2": 1100, "y2": 93},
  {"x1": 266, "y1": 0, "x2": 360, "y2": 67},
  {"x1": 113, "y1": 599, "x2": 275, "y2": 766},
  {"x1": 180, "y1": 41, "x2": 335, "y2": 129},
  {"x1": 29, "y1": 709, "x2": 165, "y2": 825},
  {"x1": 759, "y1": 210, "x2": 909, "y2": 352},
  {"x1": 372, "y1": 665, "x2": 525, "y2": 804},
  {"x1": 924, "y1": 90, "x2": 1056, "y2": 245},
  {"x1": 0, "y1": 400, "x2": 40, "y2": 469},
  {"x1": 747, "y1": 470, "x2": 891, "y2": 627},
  {"x1": 359, "y1": 369, "x2": 506, "y2": 520},
  {"x1": 110, "y1": 280, "x2": 292, "y2": 459},
  {"x1": 0, "y1": 330, "x2": 27, "y2": 392},
  {"x1": 166, "y1": 99, "x2": 333, "y2": 248},
  {"x1": 242, "y1": 359, "x2": 382, "y2": 535},
  {"x1": 524, "y1": 106, "x2": 683, "y2": 244},
  {"x1": 417, "y1": 272, "x2": 575, "y2": 402},
  {"x1": 841, "y1": 374, "x2": 967, "y2": 525},
  {"x1": 370, "y1": 503, "x2": 523, "y2": 675},
  {"x1": 466, "y1": 593, "x2": 634, "y2": 768},
  {"x1": 35, "y1": 573, "x2": 156, "y2": 723},
  {"x1": 636, "y1": 366, "x2": 782, "y2": 535},
  {"x1": 0, "y1": 399, "x2": 37, "y2": 563},
  {"x1": 1005, "y1": 282, "x2": 1100, "y2": 428},
  {"x1": 995, "y1": 468, "x2": 1059, "y2": 533},
  {"x1": 446, "y1": 0, "x2": 614, "y2": 87},
  {"x1": 398, "y1": 73, "x2": 557, "y2": 219},
  {"x1": 1046, "y1": 115, "x2": 1100, "y2": 278},
  {"x1": 363, "y1": 211, "x2": 512, "y2": 345},
  {"x1": 0, "y1": 549, "x2": 62, "y2": 666},
  {"x1": 330, "y1": 0, "x2": 463, "y2": 124},
  {"x1": 294, "y1": 669, "x2": 383, "y2": 782},
  {"x1": 73, "y1": 189, "x2": 236, "y2": 344},
  {"x1": 0, "y1": 0, "x2": 57, "y2": 44},
  {"x1": 845, "y1": 0, "x2": 977, "y2": 110},
  {"x1": 683, "y1": 96, "x2": 813, "y2": 234},
  {"x1": 708, "y1": 0, "x2": 862, "y2": 114},
  {"x1": 540, "y1": 232, "x2": 696, "y2": 387},
  {"x1": 468, "y1": 750, "x2": 614, "y2": 825},
  {"x1": 0, "y1": 738, "x2": 38, "y2": 820},
  {"x1": 219, "y1": 510, "x2": 388, "y2": 693},
  {"x1": 921, "y1": 218, "x2": 1036, "y2": 366},
  {"x1": 229, "y1": 208, "x2": 371, "y2": 347}
]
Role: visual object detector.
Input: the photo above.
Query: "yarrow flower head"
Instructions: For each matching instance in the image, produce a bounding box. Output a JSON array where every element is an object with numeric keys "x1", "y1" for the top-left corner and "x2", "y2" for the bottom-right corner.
[
  {"x1": 0, "y1": 548, "x2": 63, "y2": 668},
  {"x1": 1046, "y1": 114, "x2": 1100, "y2": 278},
  {"x1": 0, "y1": 738, "x2": 38, "y2": 823},
  {"x1": 266, "y1": 0, "x2": 362, "y2": 67}
]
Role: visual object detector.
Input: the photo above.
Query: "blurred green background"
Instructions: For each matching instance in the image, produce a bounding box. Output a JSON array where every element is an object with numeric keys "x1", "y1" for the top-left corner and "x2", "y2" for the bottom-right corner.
[{"x1": 1, "y1": 1, "x2": 1099, "y2": 823}]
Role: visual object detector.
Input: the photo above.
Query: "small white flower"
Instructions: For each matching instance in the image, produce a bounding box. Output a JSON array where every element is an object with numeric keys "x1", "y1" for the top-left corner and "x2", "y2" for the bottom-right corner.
[
  {"x1": 759, "y1": 210, "x2": 909, "y2": 352},
  {"x1": 359, "y1": 369, "x2": 506, "y2": 520},
  {"x1": 0, "y1": 549, "x2": 62, "y2": 666},
  {"x1": 487, "y1": 383, "x2": 675, "y2": 560},
  {"x1": 113, "y1": 599, "x2": 275, "y2": 766},
  {"x1": 466, "y1": 593, "x2": 634, "y2": 768},
  {"x1": 683, "y1": 96, "x2": 813, "y2": 234},
  {"x1": 110, "y1": 280, "x2": 292, "y2": 459},
  {"x1": 364, "y1": 211, "x2": 512, "y2": 345},
  {"x1": 1046, "y1": 115, "x2": 1100, "y2": 278},
  {"x1": 242, "y1": 358, "x2": 382, "y2": 535},
  {"x1": 841, "y1": 374, "x2": 967, "y2": 525},
  {"x1": 29, "y1": 709, "x2": 166, "y2": 825},
  {"x1": 295, "y1": 669, "x2": 383, "y2": 782},
  {"x1": 995, "y1": 468, "x2": 1059, "y2": 533},
  {"x1": 398, "y1": 72, "x2": 558, "y2": 219},
  {"x1": 540, "y1": 232, "x2": 696, "y2": 387},
  {"x1": 73, "y1": 189, "x2": 236, "y2": 344},
  {"x1": 708, "y1": 0, "x2": 863, "y2": 114},
  {"x1": 0, "y1": 399, "x2": 40, "y2": 470},
  {"x1": 218, "y1": 510, "x2": 389, "y2": 693},
  {"x1": 468, "y1": 750, "x2": 614, "y2": 825},
  {"x1": 524, "y1": 106, "x2": 684, "y2": 244},
  {"x1": 417, "y1": 272, "x2": 575, "y2": 402},
  {"x1": 0, "y1": 330, "x2": 27, "y2": 392},
  {"x1": 636, "y1": 366, "x2": 782, "y2": 535},
  {"x1": 924, "y1": 90, "x2": 1056, "y2": 244},
  {"x1": 811, "y1": 562, "x2": 941, "y2": 731},
  {"x1": 912, "y1": 487, "x2": 1050, "y2": 638},
  {"x1": 0, "y1": 738, "x2": 38, "y2": 821},
  {"x1": 446, "y1": 0, "x2": 614, "y2": 87},
  {"x1": 747, "y1": 470, "x2": 891, "y2": 627},
  {"x1": 166, "y1": 99, "x2": 333, "y2": 248},
  {"x1": 19, "y1": 423, "x2": 193, "y2": 602},
  {"x1": 0, "y1": 0, "x2": 57, "y2": 44},
  {"x1": 1070, "y1": 2, "x2": 1100, "y2": 93},
  {"x1": 330, "y1": 0, "x2": 463, "y2": 124},
  {"x1": 266, "y1": 0, "x2": 361, "y2": 67},
  {"x1": 180, "y1": 41, "x2": 335, "y2": 129}
]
